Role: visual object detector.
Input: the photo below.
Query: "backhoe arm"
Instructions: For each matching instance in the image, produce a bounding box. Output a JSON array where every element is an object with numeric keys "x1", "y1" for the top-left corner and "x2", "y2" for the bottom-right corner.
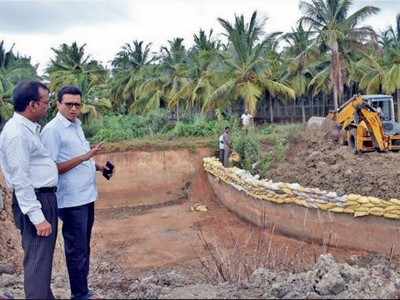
[
  {"x1": 358, "y1": 106, "x2": 388, "y2": 151},
  {"x1": 334, "y1": 96, "x2": 365, "y2": 129}
]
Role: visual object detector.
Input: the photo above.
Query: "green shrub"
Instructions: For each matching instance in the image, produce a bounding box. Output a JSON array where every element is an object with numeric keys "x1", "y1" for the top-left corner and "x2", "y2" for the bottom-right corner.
[
  {"x1": 87, "y1": 109, "x2": 171, "y2": 143},
  {"x1": 233, "y1": 132, "x2": 260, "y2": 172},
  {"x1": 143, "y1": 109, "x2": 170, "y2": 135},
  {"x1": 257, "y1": 152, "x2": 273, "y2": 178},
  {"x1": 171, "y1": 115, "x2": 218, "y2": 137}
]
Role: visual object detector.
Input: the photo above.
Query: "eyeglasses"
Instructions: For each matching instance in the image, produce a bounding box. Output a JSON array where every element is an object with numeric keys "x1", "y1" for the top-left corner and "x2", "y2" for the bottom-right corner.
[
  {"x1": 34, "y1": 99, "x2": 50, "y2": 107},
  {"x1": 63, "y1": 102, "x2": 81, "y2": 109},
  {"x1": 39, "y1": 100, "x2": 50, "y2": 106}
]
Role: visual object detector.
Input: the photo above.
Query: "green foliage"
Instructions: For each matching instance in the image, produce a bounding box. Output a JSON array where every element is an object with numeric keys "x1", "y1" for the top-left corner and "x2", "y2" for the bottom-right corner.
[
  {"x1": 255, "y1": 123, "x2": 303, "y2": 177},
  {"x1": 171, "y1": 115, "x2": 218, "y2": 137},
  {"x1": 169, "y1": 111, "x2": 240, "y2": 138},
  {"x1": 87, "y1": 109, "x2": 170, "y2": 143},
  {"x1": 257, "y1": 152, "x2": 274, "y2": 178},
  {"x1": 233, "y1": 132, "x2": 260, "y2": 172}
]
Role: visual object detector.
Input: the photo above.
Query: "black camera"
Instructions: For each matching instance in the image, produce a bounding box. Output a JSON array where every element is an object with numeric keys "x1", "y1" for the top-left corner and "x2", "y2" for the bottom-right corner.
[{"x1": 102, "y1": 161, "x2": 114, "y2": 180}]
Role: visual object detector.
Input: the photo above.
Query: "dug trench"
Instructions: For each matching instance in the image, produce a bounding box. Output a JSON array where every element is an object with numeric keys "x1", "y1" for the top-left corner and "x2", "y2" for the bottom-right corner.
[{"x1": 1, "y1": 145, "x2": 400, "y2": 298}]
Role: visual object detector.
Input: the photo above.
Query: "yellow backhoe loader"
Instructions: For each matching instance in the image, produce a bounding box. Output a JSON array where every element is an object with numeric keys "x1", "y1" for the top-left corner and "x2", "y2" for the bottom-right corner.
[{"x1": 328, "y1": 95, "x2": 400, "y2": 154}]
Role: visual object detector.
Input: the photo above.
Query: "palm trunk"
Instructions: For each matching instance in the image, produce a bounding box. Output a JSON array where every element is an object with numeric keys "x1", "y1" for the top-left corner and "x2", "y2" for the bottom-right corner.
[
  {"x1": 396, "y1": 89, "x2": 400, "y2": 122},
  {"x1": 331, "y1": 45, "x2": 343, "y2": 110},
  {"x1": 285, "y1": 102, "x2": 289, "y2": 123},
  {"x1": 311, "y1": 94, "x2": 314, "y2": 116},
  {"x1": 176, "y1": 103, "x2": 180, "y2": 122},
  {"x1": 269, "y1": 94, "x2": 274, "y2": 123},
  {"x1": 301, "y1": 97, "x2": 306, "y2": 123}
]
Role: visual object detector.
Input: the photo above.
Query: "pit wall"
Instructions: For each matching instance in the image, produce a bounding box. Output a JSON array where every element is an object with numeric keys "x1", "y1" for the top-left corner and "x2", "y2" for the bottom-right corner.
[
  {"x1": 95, "y1": 148, "x2": 213, "y2": 209},
  {"x1": 204, "y1": 157, "x2": 400, "y2": 254}
]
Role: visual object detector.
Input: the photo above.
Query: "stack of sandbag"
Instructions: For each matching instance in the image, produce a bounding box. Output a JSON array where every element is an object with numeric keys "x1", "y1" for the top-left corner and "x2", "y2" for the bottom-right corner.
[{"x1": 203, "y1": 157, "x2": 400, "y2": 220}]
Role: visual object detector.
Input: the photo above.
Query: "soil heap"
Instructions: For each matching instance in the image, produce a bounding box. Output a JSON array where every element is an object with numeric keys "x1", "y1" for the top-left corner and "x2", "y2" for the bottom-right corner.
[
  {"x1": 0, "y1": 184, "x2": 22, "y2": 273},
  {"x1": 268, "y1": 124, "x2": 400, "y2": 200}
]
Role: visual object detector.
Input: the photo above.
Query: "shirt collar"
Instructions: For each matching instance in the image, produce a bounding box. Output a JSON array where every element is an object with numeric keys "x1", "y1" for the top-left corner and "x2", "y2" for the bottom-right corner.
[
  {"x1": 13, "y1": 112, "x2": 41, "y2": 135},
  {"x1": 56, "y1": 112, "x2": 81, "y2": 127}
]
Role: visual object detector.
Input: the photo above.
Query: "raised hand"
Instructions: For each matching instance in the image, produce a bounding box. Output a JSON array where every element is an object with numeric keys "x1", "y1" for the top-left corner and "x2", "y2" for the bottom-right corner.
[{"x1": 83, "y1": 142, "x2": 104, "y2": 161}]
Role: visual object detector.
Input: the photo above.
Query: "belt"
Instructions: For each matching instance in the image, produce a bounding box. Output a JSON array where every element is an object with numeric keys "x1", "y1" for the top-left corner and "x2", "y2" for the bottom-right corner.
[{"x1": 34, "y1": 187, "x2": 57, "y2": 193}]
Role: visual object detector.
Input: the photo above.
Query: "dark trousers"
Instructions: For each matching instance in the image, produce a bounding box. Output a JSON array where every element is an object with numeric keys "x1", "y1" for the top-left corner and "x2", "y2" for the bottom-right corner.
[
  {"x1": 58, "y1": 202, "x2": 94, "y2": 299},
  {"x1": 219, "y1": 149, "x2": 225, "y2": 164},
  {"x1": 12, "y1": 191, "x2": 58, "y2": 300}
]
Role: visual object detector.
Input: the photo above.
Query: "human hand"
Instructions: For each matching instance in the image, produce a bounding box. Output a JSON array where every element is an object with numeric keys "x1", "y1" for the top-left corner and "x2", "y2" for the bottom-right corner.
[
  {"x1": 83, "y1": 142, "x2": 104, "y2": 161},
  {"x1": 35, "y1": 220, "x2": 52, "y2": 237}
]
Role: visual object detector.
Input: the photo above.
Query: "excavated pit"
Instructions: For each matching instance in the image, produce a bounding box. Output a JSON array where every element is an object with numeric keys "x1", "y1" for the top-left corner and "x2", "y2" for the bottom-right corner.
[
  {"x1": 92, "y1": 147, "x2": 361, "y2": 274},
  {"x1": 1, "y1": 147, "x2": 366, "y2": 279}
]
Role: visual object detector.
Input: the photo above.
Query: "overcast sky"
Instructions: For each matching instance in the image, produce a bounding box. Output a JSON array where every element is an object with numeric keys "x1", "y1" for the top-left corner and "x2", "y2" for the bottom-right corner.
[{"x1": 0, "y1": 0, "x2": 398, "y2": 75}]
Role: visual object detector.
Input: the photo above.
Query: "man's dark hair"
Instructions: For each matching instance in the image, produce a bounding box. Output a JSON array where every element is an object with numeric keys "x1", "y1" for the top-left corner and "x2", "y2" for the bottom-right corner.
[
  {"x1": 57, "y1": 85, "x2": 82, "y2": 103},
  {"x1": 225, "y1": 126, "x2": 230, "y2": 130},
  {"x1": 13, "y1": 80, "x2": 49, "y2": 112}
]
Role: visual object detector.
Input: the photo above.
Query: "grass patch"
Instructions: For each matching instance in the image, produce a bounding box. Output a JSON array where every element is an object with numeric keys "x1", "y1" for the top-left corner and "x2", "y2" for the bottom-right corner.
[{"x1": 100, "y1": 135, "x2": 216, "y2": 153}]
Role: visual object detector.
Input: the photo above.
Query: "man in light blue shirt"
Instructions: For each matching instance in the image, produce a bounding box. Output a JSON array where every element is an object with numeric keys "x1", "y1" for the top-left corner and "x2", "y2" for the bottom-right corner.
[
  {"x1": 41, "y1": 85, "x2": 109, "y2": 300},
  {"x1": 0, "y1": 80, "x2": 58, "y2": 299}
]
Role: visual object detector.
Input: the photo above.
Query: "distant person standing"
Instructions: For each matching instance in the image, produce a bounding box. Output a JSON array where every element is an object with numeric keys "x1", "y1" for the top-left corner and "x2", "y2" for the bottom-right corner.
[
  {"x1": 41, "y1": 85, "x2": 111, "y2": 300},
  {"x1": 0, "y1": 80, "x2": 58, "y2": 299},
  {"x1": 241, "y1": 110, "x2": 253, "y2": 133},
  {"x1": 218, "y1": 132, "x2": 225, "y2": 164},
  {"x1": 222, "y1": 127, "x2": 231, "y2": 167}
]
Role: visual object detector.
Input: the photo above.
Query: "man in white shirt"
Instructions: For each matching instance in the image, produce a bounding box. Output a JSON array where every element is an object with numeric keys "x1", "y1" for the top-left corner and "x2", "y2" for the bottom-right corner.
[
  {"x1": 0, "y1": 80, "x2": 59, "y2": 299},
  {"x1": 220, "y1": 127, "x2": 231, "y2": 167},
  {"x1": 218, "y1": 133, "x2": 225, "y2": 164},
  {"x1": 41, "y1": 85, "x2": 109, "y2": 300},
  {"x1": 241, "y1": 110, "x2": 253, "y2": 132}
]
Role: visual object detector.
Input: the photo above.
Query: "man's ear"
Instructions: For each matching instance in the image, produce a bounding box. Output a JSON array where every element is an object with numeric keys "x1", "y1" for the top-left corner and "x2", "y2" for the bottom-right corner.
[{"x1": 27, "y1": 100, "x2": 36, "y2": 111}]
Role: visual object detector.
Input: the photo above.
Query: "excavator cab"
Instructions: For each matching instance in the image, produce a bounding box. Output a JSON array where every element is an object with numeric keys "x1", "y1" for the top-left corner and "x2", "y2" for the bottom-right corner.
[
  {"x1": 365, "y1": 95, "x2": 400, "y2": 136},
  {"x1": 331, "y1": 95, "x2": 400, "y2": 153}
]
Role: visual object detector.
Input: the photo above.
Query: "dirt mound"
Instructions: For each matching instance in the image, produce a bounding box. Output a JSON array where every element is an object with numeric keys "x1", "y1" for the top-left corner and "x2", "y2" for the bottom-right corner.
[
  {"x1": 3, "y1": 253, "x2": 399, "y2": 299},
  {"x1": 0, "y1": 185, "x2": 22, "y2": 272},
  {"x1": 268, "y1": 124, "x2": 400, "y2": 200}
]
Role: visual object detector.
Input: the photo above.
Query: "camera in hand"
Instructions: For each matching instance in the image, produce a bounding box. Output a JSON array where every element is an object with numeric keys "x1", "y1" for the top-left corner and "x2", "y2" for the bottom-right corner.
[{"x1": 102, "y1": 161, "x2": 114, "y2": 180}]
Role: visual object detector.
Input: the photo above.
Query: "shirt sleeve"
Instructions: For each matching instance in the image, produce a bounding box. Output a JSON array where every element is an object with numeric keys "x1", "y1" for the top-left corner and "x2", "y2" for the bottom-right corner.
[
  {"x1": 4, "y1": 136, "x2": 45, "y2": 224},
  {"x1": 41, "y1": 126, "x2": 61, "y2": 162}
]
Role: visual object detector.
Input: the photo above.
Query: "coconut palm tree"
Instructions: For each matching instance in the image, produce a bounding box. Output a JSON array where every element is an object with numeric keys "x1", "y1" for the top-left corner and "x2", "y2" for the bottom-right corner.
[
  {"x1": 299, "y1": 0, "x2": 380, "y2": 109},
  {"x1": 47, "y1": 42, "x2": 107, "y2": 97},
  {"x1": 187, "y1": 29, "x2": 220, "y2": 112},
  {"x1": 110, "y1": 40, "x2": 154, "y2": 113},
  {"x1": 159, "y1": 38, "x2": 192, "y2": 120},
  {"x1": 382, "y1": 14, "x2": 400, "y2": 119},
  {"x1": 204, "y1": 11, "x2": 294, "y2": 115},
  {"x1": 353, "y1": 14, "x2": 400, "y2": 119},
  {"x1": 0, "y1": 41, "x2": 39, "y2": 125},
  {"x1": 46, "y1": 42, "x2": 110, "y2": 123},
  {"x1": 282, "y1": 21, "x2": 317, "y2": 122},
  {"x1": 383, "y1": 14, "x2": 400, "y2": 48}
]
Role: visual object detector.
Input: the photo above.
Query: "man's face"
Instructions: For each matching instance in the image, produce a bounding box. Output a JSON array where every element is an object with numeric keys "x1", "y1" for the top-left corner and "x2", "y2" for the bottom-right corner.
[
  {"x1": 31, "y1": 87, "x2": 50, "y2": 121},
  {"x1": 58, "y1": 94, "x2": 82, "y2": 122}
]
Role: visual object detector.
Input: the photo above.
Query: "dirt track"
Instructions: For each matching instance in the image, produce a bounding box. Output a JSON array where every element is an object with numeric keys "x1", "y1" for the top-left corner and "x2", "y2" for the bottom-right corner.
[{"x1": 268, "y1": 126, "x2": 400, "y2": 200}]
